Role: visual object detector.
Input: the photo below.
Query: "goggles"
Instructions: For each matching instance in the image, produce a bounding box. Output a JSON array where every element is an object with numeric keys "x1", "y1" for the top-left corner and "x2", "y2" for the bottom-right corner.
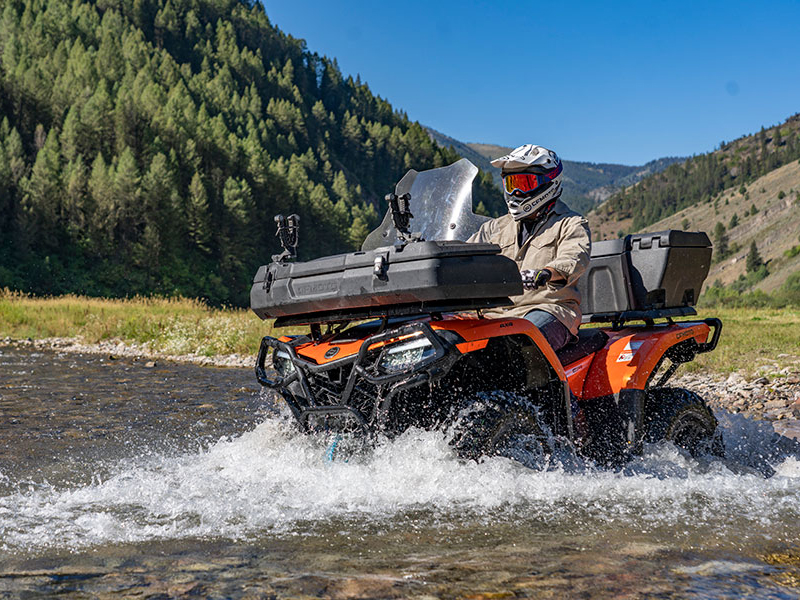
[{"x1": 503, "y1": 163, "x2": 563, "y2": 196}]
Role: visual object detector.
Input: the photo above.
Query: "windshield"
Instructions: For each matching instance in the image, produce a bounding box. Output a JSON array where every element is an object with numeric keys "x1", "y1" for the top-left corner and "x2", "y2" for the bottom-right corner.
[{"x1": 361, "y1": 158, "x2": 490, "y2": 251}]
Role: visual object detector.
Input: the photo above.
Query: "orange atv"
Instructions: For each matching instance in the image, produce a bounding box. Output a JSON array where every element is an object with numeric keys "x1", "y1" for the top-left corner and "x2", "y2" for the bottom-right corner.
[{"x1": 251, "y1": 159, "x2": 722, "y2": 464}]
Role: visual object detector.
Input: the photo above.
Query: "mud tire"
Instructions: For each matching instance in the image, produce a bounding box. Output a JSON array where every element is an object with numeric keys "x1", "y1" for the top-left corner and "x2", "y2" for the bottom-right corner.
[
  {"x1": 450, "y1": 391, "x2": 552, "y2": 466},
  {"x1": 644, "y1": 387, "x2": 724, "y2": 457}
]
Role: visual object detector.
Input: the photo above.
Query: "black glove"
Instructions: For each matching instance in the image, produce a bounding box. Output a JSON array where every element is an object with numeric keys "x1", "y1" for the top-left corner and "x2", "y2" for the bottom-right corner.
[{"x1": 520, "y1": 268, "x2": 552, "y2": 290}]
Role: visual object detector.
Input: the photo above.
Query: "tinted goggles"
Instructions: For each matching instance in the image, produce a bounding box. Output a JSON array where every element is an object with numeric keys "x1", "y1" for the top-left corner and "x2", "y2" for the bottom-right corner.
[{"x1": 503, "y1": 163, "x2": 563, "y2": 195}]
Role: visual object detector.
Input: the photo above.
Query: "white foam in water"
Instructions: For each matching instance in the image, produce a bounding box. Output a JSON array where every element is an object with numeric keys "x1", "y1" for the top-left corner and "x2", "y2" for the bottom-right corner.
[{"x1": 1, "y1": 412, "x2": 799, "y2": 552}]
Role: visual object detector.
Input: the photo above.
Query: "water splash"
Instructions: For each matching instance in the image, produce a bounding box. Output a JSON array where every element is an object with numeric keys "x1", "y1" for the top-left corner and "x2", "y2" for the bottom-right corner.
[{"x1": 1, "y1": 410, "x2": 799, "y2": 554}]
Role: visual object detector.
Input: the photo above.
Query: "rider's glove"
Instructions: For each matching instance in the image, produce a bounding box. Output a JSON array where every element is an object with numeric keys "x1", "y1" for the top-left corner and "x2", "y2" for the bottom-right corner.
[{"x1": 520, "y1": 268, "x2": 552, "y2": 290}]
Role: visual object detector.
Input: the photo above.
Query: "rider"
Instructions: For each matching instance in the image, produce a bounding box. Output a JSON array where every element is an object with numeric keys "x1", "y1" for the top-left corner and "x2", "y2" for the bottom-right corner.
[{"x1": 468, "y1": 144, "x2": 591, "y2": 352}]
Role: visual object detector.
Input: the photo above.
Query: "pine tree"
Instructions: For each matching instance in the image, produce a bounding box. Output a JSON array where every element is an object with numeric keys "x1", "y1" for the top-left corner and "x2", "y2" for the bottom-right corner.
[
  {"x1": 63, "y1": 156, "x2": 89, "y2": 237},
  {"x1": 114, "y1": 147, "x2": 143, "y2": 249},
  {"x1": 746, "y1": 240, "x2": 764, "y2": 273},
  {"x1": 20, "y1": 128, "x2": 62, "y2": 249},
  {"x1": 713, "y1": 222, "x2": 728, "y2": 260},
  {"x1": 187, "y1": 171, "x2": 211, "y2": 253},
  {"x1": 88, "y1": 152, "x2": 116, "y2": 250},
  {"x1": 347, "y1": 215, "x2": 370, "y2": 249}
]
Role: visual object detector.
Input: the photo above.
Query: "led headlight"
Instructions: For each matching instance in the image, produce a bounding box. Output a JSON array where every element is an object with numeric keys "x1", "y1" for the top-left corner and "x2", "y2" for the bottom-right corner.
[
  {"x1": 378, "y1": 336, "x2": 435, "y2": 373},
  {"x1": 273, "y1": 349, "x2": 296, "y2": 377}
]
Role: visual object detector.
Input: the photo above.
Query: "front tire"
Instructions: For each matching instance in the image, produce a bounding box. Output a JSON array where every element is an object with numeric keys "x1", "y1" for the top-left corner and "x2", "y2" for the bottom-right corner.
[
  {"x1": 449, "y1": 391, "x2": 552, "y2": 467},
  {"x1": 644, "y1": 387, "x2": 723, "y2": 457}
]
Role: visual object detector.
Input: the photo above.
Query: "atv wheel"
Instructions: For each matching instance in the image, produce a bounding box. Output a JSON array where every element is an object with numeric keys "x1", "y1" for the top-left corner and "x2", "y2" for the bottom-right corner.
[
  {"x1": 644, "y1": 387, "x2": 723, "y2": 457},
  {"x1": 450, "y1": 391, "x2": 551, "y2": 467}
]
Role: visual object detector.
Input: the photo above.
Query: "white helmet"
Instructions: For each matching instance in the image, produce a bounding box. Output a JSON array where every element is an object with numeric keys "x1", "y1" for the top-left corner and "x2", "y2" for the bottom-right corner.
[{"x1": 491, "y1": 144, "x2": 563, "y2": 221}]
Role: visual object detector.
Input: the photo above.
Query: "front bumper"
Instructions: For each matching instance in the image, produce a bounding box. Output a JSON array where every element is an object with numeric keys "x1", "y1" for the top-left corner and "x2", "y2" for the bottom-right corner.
[{"x1": 255, "y1": 322, "x2": 458, "y2": 433}]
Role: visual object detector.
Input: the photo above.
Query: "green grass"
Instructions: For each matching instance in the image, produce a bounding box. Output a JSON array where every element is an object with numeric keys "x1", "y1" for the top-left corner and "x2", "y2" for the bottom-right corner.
[
  {"x1": 2, "y1": 291, "x2": 798, "y2": 377},
  {"x1": 0, "y1": 289, "x2": 283, "y2": 357},
  {"x1": 685, "y1": 306, "x2": 800, "y2": 376}
]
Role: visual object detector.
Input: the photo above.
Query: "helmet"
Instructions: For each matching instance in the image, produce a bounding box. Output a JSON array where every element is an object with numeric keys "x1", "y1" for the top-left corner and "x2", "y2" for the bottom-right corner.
[{"x1": 491, "y1": 144, "x2": 563, "y2": 221}]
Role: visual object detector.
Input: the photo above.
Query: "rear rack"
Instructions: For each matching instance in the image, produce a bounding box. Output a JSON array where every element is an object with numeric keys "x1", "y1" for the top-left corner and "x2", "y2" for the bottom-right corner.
[{"x1": 582, "y1": 306, "x2": 697, "y2": 329}]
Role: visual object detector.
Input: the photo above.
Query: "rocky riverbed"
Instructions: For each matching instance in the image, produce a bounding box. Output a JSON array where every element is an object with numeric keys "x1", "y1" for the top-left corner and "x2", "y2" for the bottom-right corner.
[
  {"x1": 5, "y1": 335, "x2": 800, "y2": 440},
  {"x1": 675, "y1": 369, "x2": 800, "y2": 433}
]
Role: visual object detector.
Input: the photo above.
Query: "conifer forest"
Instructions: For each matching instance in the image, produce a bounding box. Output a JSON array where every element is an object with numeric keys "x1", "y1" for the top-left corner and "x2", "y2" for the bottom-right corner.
[{"x1": 0, "y1": 0, "x2": 501, "y2": 304}]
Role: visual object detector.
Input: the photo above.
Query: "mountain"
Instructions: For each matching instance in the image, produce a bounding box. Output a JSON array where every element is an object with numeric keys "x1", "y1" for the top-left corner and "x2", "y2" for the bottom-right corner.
[
  {"x1": 587, "y1": 114, "x2": 800, "y2": 297},
  {"x1": 0, "y1": 0, "x2": 502, "y2": 304},
  {"x1": 635, "y1": 160, "x2": 799, "y2": 294},
  {"x1": 426, "y1": 128, "x2": 684, "y2": 214},
  {"x1": 591, "y1": 114, "x2": 800, "y2": 234}
]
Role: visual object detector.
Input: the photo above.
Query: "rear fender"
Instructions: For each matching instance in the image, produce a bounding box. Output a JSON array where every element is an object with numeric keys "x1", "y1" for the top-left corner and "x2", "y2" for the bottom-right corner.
[{"x1": 582, "y1": 321, "x2": 712, "y2": 398}]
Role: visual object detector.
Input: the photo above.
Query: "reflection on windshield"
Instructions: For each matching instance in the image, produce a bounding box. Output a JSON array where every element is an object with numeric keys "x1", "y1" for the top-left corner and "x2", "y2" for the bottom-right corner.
[{"x1": 362, "y1": 159, "x2": 490, "y2": 251}]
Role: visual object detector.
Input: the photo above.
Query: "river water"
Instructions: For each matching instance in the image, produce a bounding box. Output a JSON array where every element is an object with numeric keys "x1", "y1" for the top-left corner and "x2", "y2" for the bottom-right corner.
[{"x1": 1, "y1": 345, "x2": 799, "y2": 598}]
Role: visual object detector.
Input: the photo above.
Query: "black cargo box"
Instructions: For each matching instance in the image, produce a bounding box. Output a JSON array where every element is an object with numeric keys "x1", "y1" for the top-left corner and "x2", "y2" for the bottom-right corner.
[
  {"x1": 578, "y1": 230, "x2": 712, "y2": 322},
  {"x1": 251, "y1": 241, "x2": 523, "y2": 326}
]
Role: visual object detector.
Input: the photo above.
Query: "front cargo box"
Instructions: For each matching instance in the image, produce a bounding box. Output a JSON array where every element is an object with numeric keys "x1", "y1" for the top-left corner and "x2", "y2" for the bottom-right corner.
[
  {"x1": 251, "y1": 241, "x2": 523, "y2": 324},
  {"x1": 578, "y1": 230, "x2": 712, "y2": 318}
]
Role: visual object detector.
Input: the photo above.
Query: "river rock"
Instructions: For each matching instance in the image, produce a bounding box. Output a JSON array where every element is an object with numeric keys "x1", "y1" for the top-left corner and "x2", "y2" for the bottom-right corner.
[{"x1": 765, "y1": 400, "x2": 788, "y2": 410}]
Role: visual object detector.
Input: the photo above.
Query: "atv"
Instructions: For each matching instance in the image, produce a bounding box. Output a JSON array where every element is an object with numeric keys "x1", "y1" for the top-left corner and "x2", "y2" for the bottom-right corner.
[{"x1": 250, "y1": 159, "x2": 723, "y2": 465}]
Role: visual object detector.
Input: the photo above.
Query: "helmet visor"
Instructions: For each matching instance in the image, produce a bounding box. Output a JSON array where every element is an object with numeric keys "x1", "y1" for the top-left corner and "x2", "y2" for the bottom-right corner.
[{"x1": 503, "y1": 163, "x2": 563, "y2": 196}]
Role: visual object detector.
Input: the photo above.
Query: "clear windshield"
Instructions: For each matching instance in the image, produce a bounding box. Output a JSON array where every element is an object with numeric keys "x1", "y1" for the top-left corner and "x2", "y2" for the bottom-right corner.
[{"x1": 361, "y1": 158, "x2": 490, "y2": 251}]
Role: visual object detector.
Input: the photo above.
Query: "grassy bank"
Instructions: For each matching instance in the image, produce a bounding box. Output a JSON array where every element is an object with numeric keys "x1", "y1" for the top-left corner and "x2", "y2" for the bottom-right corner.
[
  {"x1": 684, "y1": 306, "x2": 800, "y2": 376},
  {"x1": 0, "y1": 290, "x2": 278, "y2": 358},
  {"x1": 1, "y1": 290, "x2": 798, "y2": 376}
]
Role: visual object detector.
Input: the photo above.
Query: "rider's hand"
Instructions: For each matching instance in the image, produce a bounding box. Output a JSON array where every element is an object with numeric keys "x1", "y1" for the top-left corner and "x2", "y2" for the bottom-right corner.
[{"x1": 520, "y1": 269, "x2": 552, "y2": 290}]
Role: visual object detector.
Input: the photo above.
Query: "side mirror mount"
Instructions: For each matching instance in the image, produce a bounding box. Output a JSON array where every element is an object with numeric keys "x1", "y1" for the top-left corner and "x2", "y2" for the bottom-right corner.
[{"x1": 272, "y1": 214, "x2": 299, "y2": 263}]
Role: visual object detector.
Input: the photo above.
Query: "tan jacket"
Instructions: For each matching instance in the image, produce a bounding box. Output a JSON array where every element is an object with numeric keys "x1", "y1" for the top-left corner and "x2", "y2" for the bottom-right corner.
[{"x1": 467, "y1": 200, "x2": 591, "y2": 335}]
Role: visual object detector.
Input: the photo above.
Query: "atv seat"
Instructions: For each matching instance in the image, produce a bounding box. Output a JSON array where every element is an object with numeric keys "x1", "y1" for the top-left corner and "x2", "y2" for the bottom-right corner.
[{"x1": 556, "y1": 328, "x2": 609, "y2": 366}]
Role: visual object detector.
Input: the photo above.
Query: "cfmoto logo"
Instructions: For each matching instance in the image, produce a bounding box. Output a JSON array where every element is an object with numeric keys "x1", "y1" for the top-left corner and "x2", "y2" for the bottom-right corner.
[{"x1": 324, "y1": 347, "x2": 340, "y2": 359}]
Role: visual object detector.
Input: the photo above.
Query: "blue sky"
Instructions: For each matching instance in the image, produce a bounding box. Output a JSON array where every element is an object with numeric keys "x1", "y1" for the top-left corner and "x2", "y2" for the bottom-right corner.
[{"x1": 265, "y1": 1, "x2": 800, "y2": 165}]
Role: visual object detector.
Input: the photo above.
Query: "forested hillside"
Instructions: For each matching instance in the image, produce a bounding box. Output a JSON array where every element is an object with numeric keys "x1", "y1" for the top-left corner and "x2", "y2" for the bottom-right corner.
[
  {"x1": 592, "y1": 114, "x2": 800, "y2": 231},
  {"x1": 0, "y1": 0, "x2": 501, "y2": 304}
]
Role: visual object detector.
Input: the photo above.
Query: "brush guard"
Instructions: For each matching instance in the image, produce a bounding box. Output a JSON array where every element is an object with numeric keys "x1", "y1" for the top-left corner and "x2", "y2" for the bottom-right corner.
[{"x1": 255, "y1": 323, "x2": 457, "y2": 433}]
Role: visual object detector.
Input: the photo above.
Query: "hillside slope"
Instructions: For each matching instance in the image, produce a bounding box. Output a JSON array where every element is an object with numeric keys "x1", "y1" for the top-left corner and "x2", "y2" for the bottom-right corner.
[
  {"x1": 639, "y1": 160, "x2": 800, "y2": 293},
  {"x1": 591, "y1": 114, "x2": 800, "y2": 232}
]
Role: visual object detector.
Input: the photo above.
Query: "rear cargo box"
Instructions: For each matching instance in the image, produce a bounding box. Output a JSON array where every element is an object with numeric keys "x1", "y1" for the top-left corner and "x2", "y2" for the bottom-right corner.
[
  {"x1": 251, "y1": 241, "x2": 523, "y2": 325},
  {"x1": 578, "y1": 230, "x2": 712, "y2": 321}
]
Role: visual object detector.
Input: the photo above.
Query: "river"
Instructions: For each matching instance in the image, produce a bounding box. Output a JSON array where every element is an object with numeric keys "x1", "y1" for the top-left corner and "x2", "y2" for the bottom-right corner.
[{"x1": 1, "y1": 345, "x2": 799, "y2": 598}]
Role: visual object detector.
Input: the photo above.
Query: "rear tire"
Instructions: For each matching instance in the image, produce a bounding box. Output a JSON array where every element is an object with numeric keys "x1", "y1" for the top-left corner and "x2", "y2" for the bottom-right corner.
[
  {"x1": 644, "y1": 387, "x2": 723, "y2": 457},
  {"x1": 450, "y1": 391, "x2": 552, "y2": 467}
]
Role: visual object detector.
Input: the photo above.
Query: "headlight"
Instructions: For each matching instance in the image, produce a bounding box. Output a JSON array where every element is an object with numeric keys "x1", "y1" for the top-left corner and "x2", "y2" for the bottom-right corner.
[
  {"x1": 378, "y1": 336, "x2": 435, "y2": 373},
  {"x1": 273, "y1": 349, "x2": 296, "y2": 377}
]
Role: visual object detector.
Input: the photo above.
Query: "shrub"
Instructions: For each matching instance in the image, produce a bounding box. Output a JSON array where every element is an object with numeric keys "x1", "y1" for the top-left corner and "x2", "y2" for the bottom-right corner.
[
  {"x1": 785, "y1": 247, "x2": 800, "y2": 259},
  {"x1": 778, "y1": 190, "x2": 786, "y2": 199}
]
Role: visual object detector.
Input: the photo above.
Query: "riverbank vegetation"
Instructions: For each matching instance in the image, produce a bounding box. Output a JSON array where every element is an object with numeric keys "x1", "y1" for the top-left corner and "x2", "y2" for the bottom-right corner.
[
  {"x1": 699, "y1": 271, "x2": 800, "y2": 309},
  {"x1": 0, "y1": 289, "x2": 272, "y2": 357},
  {"x1": 2, "y1": 291, "x2": 798, "y2": 377}
]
